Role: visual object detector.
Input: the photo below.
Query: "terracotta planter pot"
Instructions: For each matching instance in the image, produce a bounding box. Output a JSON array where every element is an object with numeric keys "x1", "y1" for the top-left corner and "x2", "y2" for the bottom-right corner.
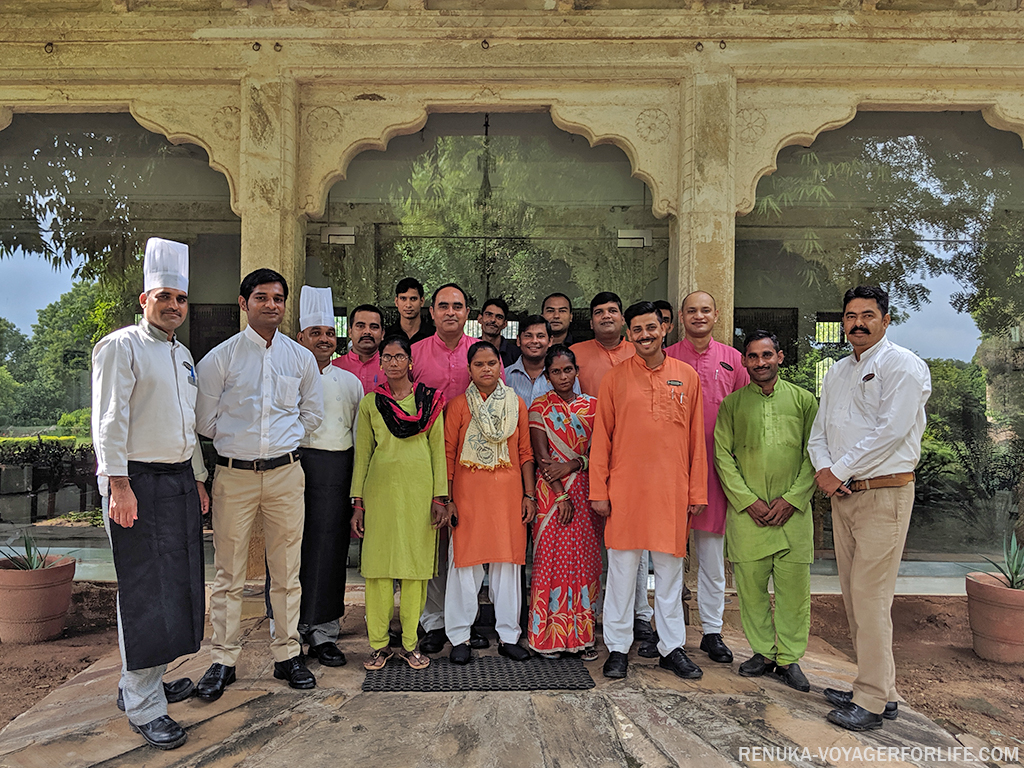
[
  {"x1": 966, "y1": 571, "x2": 1024, "y2": 664},
  {"x1": 0, "y1": 555, "x2": 76, "y2": 643}
]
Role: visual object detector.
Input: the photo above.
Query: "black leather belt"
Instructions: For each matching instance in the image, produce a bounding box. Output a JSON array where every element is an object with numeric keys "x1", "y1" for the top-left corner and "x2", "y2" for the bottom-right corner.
[{"x1": 216, "y1": 451, "x2": 300, "y2": 473}]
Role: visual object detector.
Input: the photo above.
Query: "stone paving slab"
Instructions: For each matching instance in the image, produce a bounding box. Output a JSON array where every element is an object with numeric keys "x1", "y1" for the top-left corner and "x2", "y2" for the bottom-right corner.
[{"x1": 0, "y1": 609, "x2": 989, "y2": 768}]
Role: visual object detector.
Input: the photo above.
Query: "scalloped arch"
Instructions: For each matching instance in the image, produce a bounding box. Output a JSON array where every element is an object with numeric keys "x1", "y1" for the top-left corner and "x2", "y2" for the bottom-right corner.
[
  {"x1": 301, "y1": 94, "x2": 679, "y2": 221},
  {"x1": 735, "y1": 100, "x2": 859, "y2": 216},
  {"x1": 129, "y1": 100, "x2": 241, "y2": 217}
]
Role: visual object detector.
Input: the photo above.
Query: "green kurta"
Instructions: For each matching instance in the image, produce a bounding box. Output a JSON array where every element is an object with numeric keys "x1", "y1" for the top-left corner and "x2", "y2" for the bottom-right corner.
[
  {"x1": 350, "y1": 391, "x2": 448, "y2": 580},
  {"x1": 714, "y1": 379, "x2": 818, "y2": 564}
]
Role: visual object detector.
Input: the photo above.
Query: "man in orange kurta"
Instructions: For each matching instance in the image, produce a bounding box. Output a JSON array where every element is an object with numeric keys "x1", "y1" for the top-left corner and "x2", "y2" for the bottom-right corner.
[
  {"x1": 590, "y1": 301, "x2": 708, "y2": 681},
  {"x1": 569, "y1": 291, "x2": 635, "y2": 397},
  {"x1": 443, "y1": 379, "x2": 535, "y2": 661}
]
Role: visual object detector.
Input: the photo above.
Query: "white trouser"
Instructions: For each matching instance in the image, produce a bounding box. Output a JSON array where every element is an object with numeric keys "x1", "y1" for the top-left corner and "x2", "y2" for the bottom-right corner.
[
  {"x1": 693, "y1": 529, "x2": 726, "y2": 634},
  {"x1": 420, "y1": 527, "x2": 449, "y2": 632},
  {"x1": 634, "y1": 551, "x2": 653, "y2": 621},
  {"x1": 604, "y1": 549, "x2": 686, "y2": 656},
  {"x1": 445, "y1": 551, "x2": 522, "y2": 646}
]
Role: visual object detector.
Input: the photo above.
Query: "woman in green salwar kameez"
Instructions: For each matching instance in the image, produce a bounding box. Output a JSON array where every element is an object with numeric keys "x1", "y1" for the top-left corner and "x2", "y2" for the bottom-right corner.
[{"x1": 350, "y1": 335, "x2": 449, "y2": 670}]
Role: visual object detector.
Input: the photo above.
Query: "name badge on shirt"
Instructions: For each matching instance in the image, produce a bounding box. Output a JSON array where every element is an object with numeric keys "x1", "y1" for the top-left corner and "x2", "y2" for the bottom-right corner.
[
  {"x1": 183, "y1": 361, "x2": 198, "y2": 387},
  {"x1": 720, "y1": 361, "x2": 734, "y2": 372},
  {"x1": 666, "y1": 380, "x2": 686, "y2": 405},
  {"x1": 862, "y1": 373, "x2": 876, "y2": 382}
]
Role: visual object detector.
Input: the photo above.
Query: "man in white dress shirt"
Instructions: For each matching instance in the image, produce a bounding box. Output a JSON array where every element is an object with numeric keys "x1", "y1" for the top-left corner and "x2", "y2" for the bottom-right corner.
[
  {"x1": 291, "y1": 286, "x2": 362, "y2": 666},
  {"x1": 808, "y1": 285, "x2": 931, "y2": 732},
  {"x1": 194, "y1": 269, "x2": 324, "y2": 700},
  {"x1": 92, "y1": 238, "x2": 209, "y2": 750}
]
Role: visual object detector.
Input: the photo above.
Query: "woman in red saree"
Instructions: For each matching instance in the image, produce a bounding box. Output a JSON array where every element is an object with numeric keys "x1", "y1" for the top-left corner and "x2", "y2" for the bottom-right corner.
[{"x1": 527, "y1": 344, "x2": 602, "y2": 660}]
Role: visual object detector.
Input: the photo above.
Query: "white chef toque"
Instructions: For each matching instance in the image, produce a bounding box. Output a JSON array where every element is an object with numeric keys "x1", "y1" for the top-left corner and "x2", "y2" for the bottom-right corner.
[
  {"x1": 143, "y1": 238, "x2": 189, "y2": 293},
  {"x1": 299, "y1": 286, "x2": 335, "y2": 331}
]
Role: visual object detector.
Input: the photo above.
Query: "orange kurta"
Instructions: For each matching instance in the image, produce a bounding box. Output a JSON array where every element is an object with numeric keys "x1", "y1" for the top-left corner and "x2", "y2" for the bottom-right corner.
[
  {"x1": 445, "y1": 393, "x2": 533, "y2": 568},
  {"x1": 569, "y1": 338, "x2": 636, "y2": 397},
  {"x1": 589, "y1": 354, "x2": 707, "y2": 557}
]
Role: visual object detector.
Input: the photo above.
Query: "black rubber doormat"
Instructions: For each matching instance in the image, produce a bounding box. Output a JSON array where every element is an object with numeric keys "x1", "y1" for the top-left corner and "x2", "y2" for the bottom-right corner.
[{"x1": 362, "y1": 655, "x2": 596, "y2": 692}]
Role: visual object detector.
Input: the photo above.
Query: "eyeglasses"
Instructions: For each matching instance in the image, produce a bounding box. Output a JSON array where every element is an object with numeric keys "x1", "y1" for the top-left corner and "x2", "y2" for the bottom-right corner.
[{"x1": 380, "y1": 353, "x2": 409, "y2": 364}]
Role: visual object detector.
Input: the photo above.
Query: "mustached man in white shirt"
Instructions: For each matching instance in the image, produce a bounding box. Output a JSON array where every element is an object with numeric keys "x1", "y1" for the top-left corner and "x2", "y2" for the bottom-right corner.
[
  {"x1": 92, "y1": 238, "x2": 209, "y2": 751},
  {"x1": 194, "y1": 269, "x2": 324, "y2": 700},
  {"x1": 807, "y1": 285, "x2": 931, "y2": 733}
]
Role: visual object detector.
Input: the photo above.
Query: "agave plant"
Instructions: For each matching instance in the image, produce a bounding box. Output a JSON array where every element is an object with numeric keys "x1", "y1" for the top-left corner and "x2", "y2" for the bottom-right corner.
[
  {"x1": 983, "y1": 529, "x2": 1024, "y2": 590},
  {"x1": 0, "y1": 532, "x2": 64, "y2": 570}
]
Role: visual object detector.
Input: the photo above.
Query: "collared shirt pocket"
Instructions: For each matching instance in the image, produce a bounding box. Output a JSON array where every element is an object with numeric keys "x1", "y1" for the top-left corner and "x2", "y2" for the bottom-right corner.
[
  {"x1": 854, "y1": 370, "x2": 882, "y2": 418},
  {"x1": 274, "y1": 375, "x2": 301, "y2": 409}
]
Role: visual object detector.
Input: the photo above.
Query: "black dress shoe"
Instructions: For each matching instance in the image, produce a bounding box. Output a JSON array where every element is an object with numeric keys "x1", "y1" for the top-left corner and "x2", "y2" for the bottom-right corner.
[
  {"x1": 117, "y1": 678, "x2": 194, "y2": 712},
  {"x1": 308, "y1": 642, "x2": 347, "y2": 667},
  {"x1": 827, "y1": 702, "x2": 883, "y2": 731},
  {"x1": 699, "y1": 633, "x2": 733, "y2": 663},
  {"x1": 823, "y1": 688, "x2": 898, "y2": 720},
  {"x1": 603, "y1": 650, "x2": 629, "y2": 679},
  {"x1": 498, "y1": 641, "x2": 530, "y2": 661},
  {"x1": 659, "y1": 648, "x2": 703, "y2": 680},
  {"x1": 450, "y1": 642, "x2": 472, "y2": 665},
  {"x1": 636, "y1": 630, "x2": 660, "y2": 658},
  {"x1": 129, "y1": 715, "x2": 188, "y2": 750},
  {"x1": 273, "y1": 656, "x2": 316, "y2": 689},
  {"x1": 633, "y1": 619, "x2": 655, "y2": 641},
  {"x1": 470, "y1": 628, "x2": 490, "y2": 649},
  {"x1": 420, "y1": 628, "x2": 448, "y2": 655},
  {"x1": 775, "y1": 663, "x2": 811, "y2": 692},
  {"x1": 738, "y1": 653, "x2": 776, "y2": 677},
  {"x1": 196, "y1": 664, "x2": 236, "y2": 702}
]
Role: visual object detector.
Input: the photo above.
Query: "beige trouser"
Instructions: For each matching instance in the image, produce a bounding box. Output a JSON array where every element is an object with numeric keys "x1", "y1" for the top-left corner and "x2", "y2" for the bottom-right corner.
[
  {"x1": 830, "y1": 483, "x2": 914, "y2": 715},
  {"x1": 210, "y1": 461, "x2": 305, "y2": 665}
]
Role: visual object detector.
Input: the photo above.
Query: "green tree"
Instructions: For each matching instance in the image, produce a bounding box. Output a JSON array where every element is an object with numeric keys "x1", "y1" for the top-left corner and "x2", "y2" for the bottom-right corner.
[
  {"x1": 0, "y1": 318, "x2": 29, "y2": 380},
  {"x1": 0, "y1": 366, "x2": 22, "y2": 426},
  {"x1": 13, "y1": 281, "x2": 102, "y2": 424}
]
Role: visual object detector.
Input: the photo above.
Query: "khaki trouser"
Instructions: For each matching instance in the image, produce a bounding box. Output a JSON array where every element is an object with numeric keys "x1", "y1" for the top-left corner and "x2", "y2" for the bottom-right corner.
[
  {"x1": 830, "y1": 483, "x2": 914, "y2": 715},
  {"x1": 210, "y1": 461, "x2": 305, "y2": 665}
]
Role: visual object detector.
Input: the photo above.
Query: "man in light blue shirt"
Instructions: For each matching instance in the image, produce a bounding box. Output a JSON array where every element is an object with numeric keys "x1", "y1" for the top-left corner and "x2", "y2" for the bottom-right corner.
[{"x1": 505, "y1": 315, "x2": 581, "y2": 405}]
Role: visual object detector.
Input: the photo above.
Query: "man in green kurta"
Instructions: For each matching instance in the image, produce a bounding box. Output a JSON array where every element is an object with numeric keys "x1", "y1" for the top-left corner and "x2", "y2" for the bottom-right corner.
[{"x1": 714, "y1": 330, "x2": 818, "y2": 693}]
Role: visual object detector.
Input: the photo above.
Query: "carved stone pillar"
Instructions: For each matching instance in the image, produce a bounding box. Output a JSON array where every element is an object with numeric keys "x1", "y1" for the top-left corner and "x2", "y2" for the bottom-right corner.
[
  {"x1": 238, "y1": 75, "x2": 306, "y2": 337},
  {"x1": 236, "y1": 75, "x2": 304, "y2": 578},
  {"x1": 675, "y1": 70, "x2": 737, "y2": 342}
]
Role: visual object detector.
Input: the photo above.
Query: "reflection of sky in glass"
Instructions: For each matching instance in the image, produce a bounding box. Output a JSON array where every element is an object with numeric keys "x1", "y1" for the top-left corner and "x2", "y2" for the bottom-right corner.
[
  {"x1": 0, "y1": 251, "x2": 78, "y2": 335},
  {"x1": 886, "y1": 272, "x2": 979, "y2": 363}
]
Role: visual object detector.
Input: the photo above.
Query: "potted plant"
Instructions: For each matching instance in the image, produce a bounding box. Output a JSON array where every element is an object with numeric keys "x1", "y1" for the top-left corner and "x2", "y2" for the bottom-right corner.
[
  {"x1": 0, "y1": 533, "x2": 76, "y2": 643},
  {"x1": 966, "y1": 527, "x2": 1024, "y2": 663}
]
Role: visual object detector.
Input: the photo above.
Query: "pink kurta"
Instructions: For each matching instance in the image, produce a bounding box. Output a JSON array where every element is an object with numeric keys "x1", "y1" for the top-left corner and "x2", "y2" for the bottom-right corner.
[
  {"x1": 665, "y1": 337, "x2": 749, "y2": 534},
  {"x1": 412, "y1": 334, "x2": 504, "y2": 407},
  {"x1": 332, "y1": 350, "x2": 383, "y2": 394}
]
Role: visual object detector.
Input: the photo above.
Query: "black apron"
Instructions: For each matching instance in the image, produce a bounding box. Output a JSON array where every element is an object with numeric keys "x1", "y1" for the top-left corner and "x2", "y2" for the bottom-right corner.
[
  {"x1": 109, "y1": 461, "x2": 205, "y2": 671},
  {"x1": 298, "y1": 448, "x2": 353, "y2": 626}
]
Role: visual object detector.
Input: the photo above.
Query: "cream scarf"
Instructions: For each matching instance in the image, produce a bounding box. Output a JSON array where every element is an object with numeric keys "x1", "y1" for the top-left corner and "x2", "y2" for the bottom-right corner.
[{"x1": 459, "y1": 381, "x2": 519, "y2": 470}]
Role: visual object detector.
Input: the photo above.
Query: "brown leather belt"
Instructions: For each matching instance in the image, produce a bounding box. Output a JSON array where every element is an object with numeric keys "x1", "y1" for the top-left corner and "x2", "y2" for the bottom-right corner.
[
  {"x1": 848, "y1": 472, "x2": 915, "y2": 492},
  {"x1": 217, "y1": 451, "x2": 300, "y2": 473}
]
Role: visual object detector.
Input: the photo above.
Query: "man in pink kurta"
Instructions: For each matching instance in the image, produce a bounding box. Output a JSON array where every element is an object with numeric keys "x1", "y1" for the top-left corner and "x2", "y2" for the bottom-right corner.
[
  {"x1": 665, "y1": 290, "x2": 749, "y2": 666},
  {"x1": 332, "y1": 305, "x2": 384, "y2": 393},
  {"x1": 410, "y1": 284, "x2": 503, "y2": 656}
]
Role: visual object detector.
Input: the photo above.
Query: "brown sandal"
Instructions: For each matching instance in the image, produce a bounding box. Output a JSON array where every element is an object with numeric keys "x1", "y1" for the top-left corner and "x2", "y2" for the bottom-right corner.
[
  {"x1": 363, "y1": 647, "x2": 393, "y2": 670},
  {"x1": 400, "y1": 648, "x2": 431, "y2": 670}
]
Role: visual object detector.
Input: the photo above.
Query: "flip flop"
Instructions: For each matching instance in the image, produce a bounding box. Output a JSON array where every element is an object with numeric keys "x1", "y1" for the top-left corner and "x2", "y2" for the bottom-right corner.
[
  {"x1": 400, "y1": 648, "x2": 431, "y2": 670},
  {"x1": 363, "y1": 647, "x2": 393, "y2": 671}
]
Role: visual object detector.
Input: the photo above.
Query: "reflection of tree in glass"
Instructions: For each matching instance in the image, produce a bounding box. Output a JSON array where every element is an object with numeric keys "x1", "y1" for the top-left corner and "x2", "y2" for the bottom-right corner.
[
  {"x1": 0, "y1": 113, "x2": 170, "y2": 288},
  {"x1": 318, "y1": 131, "x2": 663, "y2": 311},
  {"x1": 749, "y1": 116, "x2": 1022, "y2": 335}
]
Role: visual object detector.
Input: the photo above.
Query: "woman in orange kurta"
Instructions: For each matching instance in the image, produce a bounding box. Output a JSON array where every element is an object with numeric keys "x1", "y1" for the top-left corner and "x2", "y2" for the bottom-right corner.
[{"x1": 443, "y1": 341, "x2": 537, "y2": 664}]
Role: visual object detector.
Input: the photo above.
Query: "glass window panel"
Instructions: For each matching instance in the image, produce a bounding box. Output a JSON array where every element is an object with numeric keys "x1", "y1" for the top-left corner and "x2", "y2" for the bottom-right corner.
[
  {"x1": 0, "y1": 113, "x2": 239, "y2": 425},
  {"x1": 737, "y1": 111, "x2": 1024, "y2": 556},
  {"x1": 307, "y1": 113, "x2": 668, "y2": 331}
]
